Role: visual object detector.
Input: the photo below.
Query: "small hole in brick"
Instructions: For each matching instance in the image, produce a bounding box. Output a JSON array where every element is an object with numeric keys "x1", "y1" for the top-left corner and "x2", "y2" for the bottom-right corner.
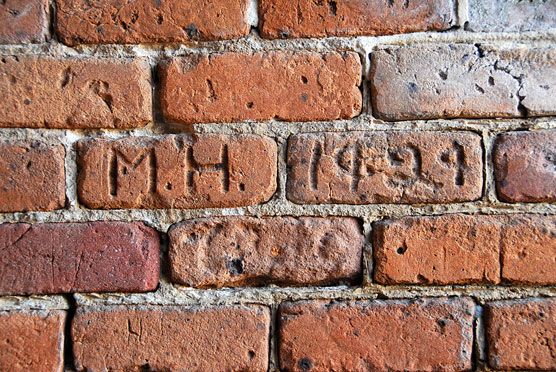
[
  {"x1": 239, "y1": 183, "x2": 245, "y2": 191},
  {"x1": 1, "y1": 58, "x2": 6, "y2": 64},
  {"x1": 438, "y1": 71, "x2": 448, "y2": 80},
  {"x1": 123, "y1": 167, "x2": 128, "y2": 175},
  {"x1": 488, "y1": 76, "x2": 495, "y2": 86},
  {"x1": 26, "y1": 162, "x2": 31, "y2": 169},
  {"x1": 246, "y1": 102, "x2": 254, "y2": 109},
  {"x1": 397, "y1": 247, "x2": 406, "y2": 255},
  {"x1": 165, "y1": 182, "x2": 172, "y2": 190},
  {"x1": 226, "y1": 258, "x2": 244, "y2": 276},
  {"x1": 298, "y1": 358, "x2": 313, "y2": 371},
  {"x1": 157, "y1": 14, "x2": 163, "y2": 24},
  {"x1": 301, "y1": 76, "x2": 308, "y2": 84},
  {"x1": 301, "y1": 93, "x2": 308, "y2": 102},
  {"x1": 248, "y1": 350, "x2": 256, "y2": 360},
  {"x1": 23, "y1": 99, "x2": 31, "y2": 105}
]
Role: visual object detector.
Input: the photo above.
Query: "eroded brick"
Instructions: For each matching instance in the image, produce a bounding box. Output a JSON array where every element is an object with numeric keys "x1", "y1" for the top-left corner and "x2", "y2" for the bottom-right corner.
[
  {"x1": 169, "y1": 216, "x2": 363, "y2": 287},
  {"x1": 0, "y1": 0, "x2": 49, "y2": 43},
  {"x1": 77, "y1": 135, "x2": 277, "y2": 209},
  {"x1": 0, "y1": 141, "x2": 65, "y2": 212},
  {"x1": 0, "y1": 222, "x2": 159, "y2": 295},
  {"x1": 468, "y1": 0, "x2": 556, "y2": 32},
  {"x1": 370, "y1": 44, "x2": 556, "y2": 120},
  {"x1": 72, "y1": 305, "x2": 269, "y2": 372},
  {"x1": 160, "y1": 51, "x2": 362, "y2": 124},
  {"x1": 486, "y1": 298, "x2": 556, "y2": 370},
  {"x1": 259, "y1": 0, "x2": 455, "y2": 39},
  {"x1": 287, "y1": 131, "x2": 483, "y2": 204},
  {"x1": 56, "y1": 0, "x2": 249, "y2": 45},
  {"x1": 0, "y1": 56, "x2": 152, "y2": 128},
  {"x1": 279, "y1": 298, "x2": 474, "y2": 372},
  {"x1": 494, "y1": 131, "x2": 556, "y2": 203},
  {"x1": 0, "y1": 310, "x2": 65, "y2": 372}
]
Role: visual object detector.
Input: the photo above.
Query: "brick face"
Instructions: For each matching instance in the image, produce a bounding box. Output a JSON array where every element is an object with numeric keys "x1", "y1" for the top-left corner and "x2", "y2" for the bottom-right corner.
[
  {"x1": 374, "y1": 214, "x2": 556, "y2": 285},
  {"x1": 287, "y1": 131, "x2": 483, "y2": 204},
  {"x1": 259, "y1": 0, "x2": 455, "y2": 39},
  {"x1": 0, "y1": 141, "x2": 65, "y2": 212},
  {"x1": 169, "y1": 216, "x2": 363, "y2": 287},
  {"x1": 370, "y1": 44, "x2": 556, "y2": 120},
  {"x1": 160, "y1": 51, "x2": 362, "y2": 124},
  {"x1": 494, "y1": 131, "x2": 556, "y2": 203},
  {"x1": 55, "y1": 0, "x2": 250, "y2": 45},
  {"x1": 72, "y1": 305, "x2": 270, "y2": 372},
  {"x1": 0, "y1": 0, "x2": 49, "y2": 44},
  {"x1": 486, "y1": 298, "x2": 556, "y2": 370},
  {"x1": 77, "y1": 134, "x2": 277, "y2": 209},
  {"x1": 0, "y1": 56, "x2": 152, "y2": 129},
  {"x1": 279, "y1": 298, "x2": 474, "y2": 372},
  {"x1": 0, "y1": 222, "x2": 159, "y2": 295},
  {"x1": 0, "y1": 310, "x2": 65, "y2": 372},
  {"x1": 468, "y1": 0, "x2": 556, "y2": 32}
]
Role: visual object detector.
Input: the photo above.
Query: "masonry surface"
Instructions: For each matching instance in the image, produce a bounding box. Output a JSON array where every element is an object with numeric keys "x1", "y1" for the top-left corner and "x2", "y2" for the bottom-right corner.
[{"x1": 0, "y1": 0, "x2": 555, "y2": 371}]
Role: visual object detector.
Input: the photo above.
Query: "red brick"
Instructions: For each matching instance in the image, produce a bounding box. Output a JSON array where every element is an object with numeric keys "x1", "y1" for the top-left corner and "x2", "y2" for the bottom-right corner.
[
  {"x1": 72, "y1": 305, "x2": 270, "y2": 372},
  {"x1": 0, "y1": 56, "x2": 152, "y2": 129},
  {"x1": 0, "y1": 310, "x2": 65, "y2": 372},
  {"x1": 486, "y1": 298, "x2": 556, "y2": 370},
  {"x1": 279, "y1": 298, "x2": 474, "y2": 372},
  {"x1": 169, "y1": 216, "x2": 363, "y2": 288},
  {"x1": 160, "y1": 51, "x2": 362, "y2": 124},
  {"x1": 494, "y1": 131, "x2": 556, "y2": 203},
  {"x1": 468, "y1": 0, "x2": 556, "y2": 32},
  {"x1": 0, "y1": 222, "x2": 159, "y2": 295},
  {"x1": 56, "y1": 0, "x2": 249, "y2": 45},
  {"x1": 77, "y1": 135, "x2": 277, "y2": 209},
  {"x1": 259, "y1": 0, "x2": 455, "y2": 39},
  {"x1": 501, "y1": 215, "x2": 556, "y2": 285},
  {"x1": 373, "y1": 214, "x2": 501, "y2": 285},
  {"x1": 287, "y1": 131, "x2": 483, "y2": 204},
  {"x1": 370, "y1": 44, "x2": 556, "y2": 120},
  {"x1": 0, "y1": 0, "x2": 49, "y2": 44},
  {"x1": 0, "y1": 141, "x2": 65, "y2": 212}
]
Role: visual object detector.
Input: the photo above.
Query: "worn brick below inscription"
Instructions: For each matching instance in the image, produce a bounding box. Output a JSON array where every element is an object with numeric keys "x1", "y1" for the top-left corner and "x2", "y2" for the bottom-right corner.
[
  {"x1": 287, "y1": 131, "x2": 483, "y2": 204},
  {"x1": 77, "y1": 135, "x2": 277, "y2": 209}
]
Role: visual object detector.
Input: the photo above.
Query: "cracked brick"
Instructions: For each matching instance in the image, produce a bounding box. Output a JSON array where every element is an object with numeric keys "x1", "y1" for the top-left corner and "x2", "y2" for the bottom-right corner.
[
  {"x1": 160, "y1": 51, "x2": 362, "y2": 124},
  {"x1": 0, "y1": 222, "x2": 160, "y2": 295},
  {"x1": 370, "y1": 44, "x2": 556, "y2": 120}
]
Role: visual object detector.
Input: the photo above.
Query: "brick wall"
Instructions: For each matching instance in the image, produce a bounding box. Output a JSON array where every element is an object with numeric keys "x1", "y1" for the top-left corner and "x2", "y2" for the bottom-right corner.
[{"x1": 0, "y1": 0, "x2": 555, "y2": 371}]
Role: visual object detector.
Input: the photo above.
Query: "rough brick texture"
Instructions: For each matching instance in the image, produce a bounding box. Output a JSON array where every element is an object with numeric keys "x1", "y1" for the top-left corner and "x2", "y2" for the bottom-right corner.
[
  {"x1": 0, "y1": 0, "x2": 49, "y2": 44},
  {"x1": 169, "y1": 216, "x2": 363, "y2": 288},
  {"x1": 0, "y1": 310, "x2": 65, "y2": 372},
  {"x1": 371, "y1": 44, "x2": 556, "y2": 120},
  {"x1": 259, "y1": 0, "x2": 455, "y2": 39},
  {"x1": 279, "y1": 298, "x2": 474, "y2": 372},
  {"x1": 374, "y1": 214, "x2": 556, "y2": 285},
  {"x1": 468, "y1": 0, "x2": 556, "y2": 32},
  {"x1": 0, "y1": 222, "x2": 159, "y2": 295},
  {"x1": 0, "y1": 56, "x2": 152, "y2": 128},
  {"x1": 0, "y1": 141, "x2": 65, "y2": 212},
  {"x1": 160, "y1": 51, "x2": 362, "y2": 124},
  {"x1": 72, "y1": 305, "x2": 270, "y2": 372},
  {"x1": 486, "y1": 298, "x2": 556, "y2": 370},
  {"x1": 287, "y1": 131, "x2": 483, "y2": 204},
  {"x1": 56, "y1": 0, "x2": 249, "y2": 45},
  {"x1": 494, "y1": 131, "x2": 556, "y2": 203},
  {"x1": 77, "y1": 134, "x2": 277, "y2": 209}
]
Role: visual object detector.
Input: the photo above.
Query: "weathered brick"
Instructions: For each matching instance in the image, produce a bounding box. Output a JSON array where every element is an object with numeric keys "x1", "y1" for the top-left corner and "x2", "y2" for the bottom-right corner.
[
  {"x1": 56, "y1": 0, "x2": 249, "y2": 45},
  {"x1": 169, "y1": 216, "x2": 363, "y2": 288},
  {"x1": 501, "y1": 215, "x2": 556, "y2": 285},
  {"x1": 0, "y1": 310, "x2": 65, "y2": 372},
  {"x1": 494, "y1": 131, "x2": 556, "y2": 203},
  {"x1": 160, "y1": 51, "x2": 362, "y2": 124},
  {"x1": 0, "y1": 0, "x2": 49, "y2": 44},
  {"x1": 287, "y1": 131, "x2": 483, "y2": 204},
  {"x1": 279, "y1": 298, "x2": 474, "y2": 372},
  {"x1": 370, "y1": 44, "x2": 556, "y2": 120},
  {"x1": 373, "y1": 214, "x2": 501, "y2": 285},
  {"x1": 77, "y1": 135, "x2": 277, "y2": 209},
  {"x1": 0, "y1": 222, "x2": 159, "y2": 295},
  {"x1": 468, "y1": 0, "x2": 556, "y2": 32},
  {"x1": 0, "y1": 141, "x2": 65, "y2": 212},
  {"x1": 259, "y1": 0, "x2": 455, "y2": 39},
  {"x1": 73, "y1": 305, "x2": 269, "y2": 372},
  {"x1": 0, "y1": 56, "x2": 152, "y2": 128},
  {"x1": 486, "y1": 298, "x2": 556, "y2": 370}
]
